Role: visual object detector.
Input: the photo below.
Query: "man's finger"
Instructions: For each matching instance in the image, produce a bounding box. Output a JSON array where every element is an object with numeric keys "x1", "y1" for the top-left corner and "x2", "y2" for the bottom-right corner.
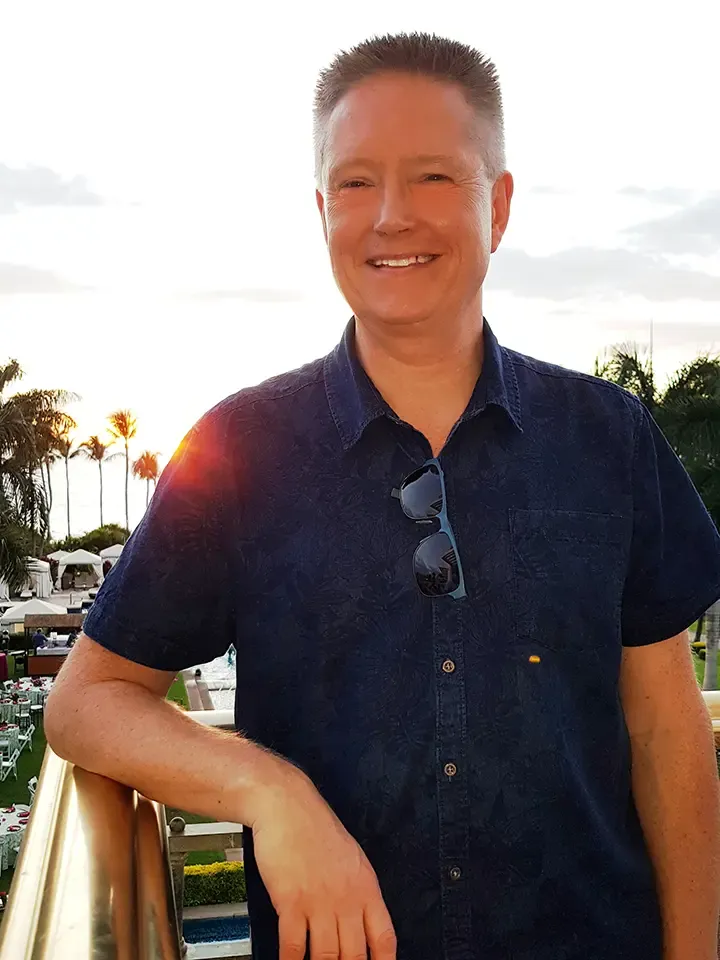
[
  {"x1": 278, "y1": 909, "x2": 309, "y2": 960},
  {"x1": 338, "y1": 911, "x2": 369, "y2": 960},
  {"x1": 308, "y1": 911, "x2": 340, "y2": 959},
  {"x1": 364, "y1": 900, "x2": 397, "y2": 959}
]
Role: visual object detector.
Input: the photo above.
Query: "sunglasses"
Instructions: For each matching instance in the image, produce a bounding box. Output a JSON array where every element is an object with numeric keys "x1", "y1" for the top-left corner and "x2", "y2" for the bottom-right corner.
[{"x1": 392, "y1": 458, "x2": 467, "y2": 599}]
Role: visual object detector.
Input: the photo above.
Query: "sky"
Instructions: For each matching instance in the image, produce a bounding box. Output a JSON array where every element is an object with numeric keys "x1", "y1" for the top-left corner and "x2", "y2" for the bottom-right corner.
[{"x1": 1, "y1": 0, "x2": 719, "y2": 539}]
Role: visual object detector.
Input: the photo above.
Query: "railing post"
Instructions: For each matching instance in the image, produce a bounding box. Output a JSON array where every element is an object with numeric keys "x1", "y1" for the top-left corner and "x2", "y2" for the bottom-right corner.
[{"x1": 168, "y1": 816, "x2": 188, "y2": 957}]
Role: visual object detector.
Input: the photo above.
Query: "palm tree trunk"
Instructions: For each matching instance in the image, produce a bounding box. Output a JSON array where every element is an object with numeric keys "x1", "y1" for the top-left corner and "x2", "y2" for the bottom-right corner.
[
  {"x1": 695, "y1": 614, "x2": 704, "y2": 644},
  {"x1": 65, "y1": 455, "x2": 71, "y2": 539},
  {"x1": 124, "y1": 440, "x2": 129, "y2": 531},
  {"x1": 28, "y1": 466, "x2": 36, "y2": 557},
  {"x1": 702, "y1": 601, "x2": 720, "y2": 691},
  {"x1": 45, "y1": 460, "x2": 54, "y2": 513},
  {"x1": 146, "y1": 478, "x2": 150, "y2": 508},
  {"x1": 99, "y1": 460, "x2": 104, "y2": 527}
]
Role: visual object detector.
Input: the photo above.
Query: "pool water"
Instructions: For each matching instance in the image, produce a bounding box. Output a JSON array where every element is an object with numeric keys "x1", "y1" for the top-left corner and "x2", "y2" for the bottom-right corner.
[{"x1": 183, "y1": 915, "x2": 250, "y2": 943}]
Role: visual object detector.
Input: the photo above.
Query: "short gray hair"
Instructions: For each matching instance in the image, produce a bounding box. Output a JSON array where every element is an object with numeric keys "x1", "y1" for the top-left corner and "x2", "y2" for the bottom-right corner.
[{"x1": 313, "y1": 32, "x2": 506, "y2": 187}]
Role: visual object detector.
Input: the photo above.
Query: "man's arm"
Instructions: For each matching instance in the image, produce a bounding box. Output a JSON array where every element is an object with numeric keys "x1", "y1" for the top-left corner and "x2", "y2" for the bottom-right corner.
[
  {"x1": 45, "y1": 633, "x2": 285, "y2": 825},
  {"x1": 620, "y1": 630, "x2": 720, "y2": 960},
  {"x1": 45, "y1": 633, "x2": 398, "y2": 960}
]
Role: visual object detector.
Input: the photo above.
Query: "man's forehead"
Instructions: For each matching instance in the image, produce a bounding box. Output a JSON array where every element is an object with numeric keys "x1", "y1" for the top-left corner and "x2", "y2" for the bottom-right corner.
[{"x1": 323, "y1": 78, "x2": 484, "y2": 164}]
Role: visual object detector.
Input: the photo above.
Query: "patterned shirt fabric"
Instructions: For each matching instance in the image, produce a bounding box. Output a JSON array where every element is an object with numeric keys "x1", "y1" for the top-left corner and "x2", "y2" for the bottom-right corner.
[{"x1": 84, "y1": 318, "x2": 720, "y2": 960}]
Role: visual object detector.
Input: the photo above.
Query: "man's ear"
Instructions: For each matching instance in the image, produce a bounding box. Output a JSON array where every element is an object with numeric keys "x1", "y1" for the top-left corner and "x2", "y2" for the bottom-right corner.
[{"x1": 316, "y1": 189, "x2": 328, "y2": 245}]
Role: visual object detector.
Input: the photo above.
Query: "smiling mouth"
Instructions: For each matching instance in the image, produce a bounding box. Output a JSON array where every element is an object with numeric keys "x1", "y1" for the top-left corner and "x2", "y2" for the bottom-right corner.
[{"x1": 367, "y1": 254, "x2": 440, "y2": 268}]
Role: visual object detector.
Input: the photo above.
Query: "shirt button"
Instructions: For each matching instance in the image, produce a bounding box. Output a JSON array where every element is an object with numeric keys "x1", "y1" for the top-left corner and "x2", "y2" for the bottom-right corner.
[
  {"x1": 442, "y1": 659, "x2": 456, "y2": 674},
  {"x1": 444, "y1": 762, "x2": 457, "y2": 777},
  {"x1": 449, "y1": 866, "x2": 462, "y2": 881}
]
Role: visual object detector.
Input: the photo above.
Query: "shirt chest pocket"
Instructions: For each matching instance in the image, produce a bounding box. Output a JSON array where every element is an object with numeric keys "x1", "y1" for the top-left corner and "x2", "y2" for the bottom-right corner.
[{"x1": 509, "y1": 509, "x2": 629, "y2": 650}]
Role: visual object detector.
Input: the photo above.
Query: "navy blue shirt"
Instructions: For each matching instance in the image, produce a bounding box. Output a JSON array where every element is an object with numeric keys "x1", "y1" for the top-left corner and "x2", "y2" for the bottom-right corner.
[{"x1": 85, "y1": 319, "x2": 720, "y2": 960}]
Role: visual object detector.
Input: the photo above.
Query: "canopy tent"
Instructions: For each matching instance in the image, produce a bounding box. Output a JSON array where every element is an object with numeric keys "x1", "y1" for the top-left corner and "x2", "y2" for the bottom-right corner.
[
  {"x1": 99, "y1": 543, "x2": 124, "y2": 568},
  {"x1": 56, "y1": 549, "x2": 104, "y2": 588},
  {"x1": 46, "y1": 549, "x2": 69, "y2": 562},
  {"x1": 99, "y1": 543, "x2": 124, "y2": 559},
  {"x1": 0, "y1": 598, "x2": 67, "y2": 626},
  {"x1": 26, "y1": 558, "x2": 52, "y2": 598}
]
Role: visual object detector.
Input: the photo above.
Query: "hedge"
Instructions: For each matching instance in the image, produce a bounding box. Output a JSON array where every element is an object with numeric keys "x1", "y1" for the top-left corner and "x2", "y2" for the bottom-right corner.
[{"x1": 183, "y1": 861, "x2": 246, "y2": 906}]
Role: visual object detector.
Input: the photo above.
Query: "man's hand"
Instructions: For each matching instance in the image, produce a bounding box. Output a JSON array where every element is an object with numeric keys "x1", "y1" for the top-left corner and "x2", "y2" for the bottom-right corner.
[{"x1": 250, "y1": 760, "x2": 397, "y2": 960}]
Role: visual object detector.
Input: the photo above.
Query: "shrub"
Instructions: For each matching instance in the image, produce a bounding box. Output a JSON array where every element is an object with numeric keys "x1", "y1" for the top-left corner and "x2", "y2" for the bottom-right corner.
[{"x1": 183, "y1": 861, "x2": 246, "y2": 906}]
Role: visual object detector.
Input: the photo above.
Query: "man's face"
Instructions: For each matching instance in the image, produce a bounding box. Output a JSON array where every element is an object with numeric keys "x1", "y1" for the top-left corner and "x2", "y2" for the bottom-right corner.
[{"x1": 316, "y1": 72, "x2": 513, "y2": 328}]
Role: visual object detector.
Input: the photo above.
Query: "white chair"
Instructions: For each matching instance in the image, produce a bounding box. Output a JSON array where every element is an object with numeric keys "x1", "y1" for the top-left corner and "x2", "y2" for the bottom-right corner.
[
  {"x1": 28, "y1": 776, "x2": 38, "y2": 805},
  {"x1": 0, "y1": 743, "x2": 19, "y2": 781},
  {"x1": 18, "y1": 714, "x2": 34, "y2": 752}
]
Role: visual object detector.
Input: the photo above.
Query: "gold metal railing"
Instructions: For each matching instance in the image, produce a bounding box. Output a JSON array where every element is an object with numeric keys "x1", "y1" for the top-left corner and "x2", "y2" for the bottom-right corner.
[
  {"x1": 0, "y1": 695, "x2": 717, "y2": 958},
  {"x1": 0, "y1": 709, "x2": 235, "y2": 960}
]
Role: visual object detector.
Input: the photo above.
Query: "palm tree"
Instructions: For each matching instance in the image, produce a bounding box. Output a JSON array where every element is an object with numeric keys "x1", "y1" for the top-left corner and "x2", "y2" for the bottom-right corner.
[
  {"x1": 76, "y1": 436, "x2": 118, "y2": 528},
  {"x1": 596, "y1": 343, "x2": 720, "y2": 687},
  {"x1": 108, "y1": 411, "x2": 137, "y2": 531},
  {"x1": 52, "y1": 430, "x2": 76, "y2": 540},
  {"x1": 132, "y1": 451, "x2": 160, "y2": 508},
  {"x1": 0, "y1": 361, "x2": 74, "y2": 586}
]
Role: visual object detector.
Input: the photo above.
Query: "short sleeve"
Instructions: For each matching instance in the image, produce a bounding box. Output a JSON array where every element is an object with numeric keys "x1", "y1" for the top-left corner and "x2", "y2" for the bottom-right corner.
[
  {"x1": 83, "y1": 407, "x2": 236, "y2": 670},
  {"x1": 621, "y1": 400, "x2": 720, "y2": 646}
]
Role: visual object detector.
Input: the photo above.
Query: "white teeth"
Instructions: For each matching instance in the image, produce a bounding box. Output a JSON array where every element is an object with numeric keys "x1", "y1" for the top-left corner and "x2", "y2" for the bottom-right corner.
[{"x1": 371, "y1": 255, "x2": 435, "y2": 267}]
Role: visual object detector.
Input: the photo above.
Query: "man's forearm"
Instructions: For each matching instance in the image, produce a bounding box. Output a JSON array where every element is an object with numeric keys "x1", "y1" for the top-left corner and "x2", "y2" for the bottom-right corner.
[
  {"x1": 45, "y1": 679, "x2": 293, "y2": 827},
  {"x1": 630, "y1": 713, "x2": 720, "y2": 959}
]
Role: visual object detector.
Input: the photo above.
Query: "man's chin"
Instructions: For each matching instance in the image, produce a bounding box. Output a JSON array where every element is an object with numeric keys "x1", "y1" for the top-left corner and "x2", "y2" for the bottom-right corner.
[{"x1": 353, "y1": 301, "x2": 444, "y2": 328}]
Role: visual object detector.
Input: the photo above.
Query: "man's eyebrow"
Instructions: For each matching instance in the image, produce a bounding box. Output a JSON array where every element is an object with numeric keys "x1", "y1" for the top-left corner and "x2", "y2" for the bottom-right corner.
[{"x1": 330, "y1": 154, "x2": 458, "y2": 173}]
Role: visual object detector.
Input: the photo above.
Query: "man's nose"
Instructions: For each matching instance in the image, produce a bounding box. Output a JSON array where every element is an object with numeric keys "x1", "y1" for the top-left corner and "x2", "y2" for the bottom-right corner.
[{"x1": 374, "y1": 182, "x2": 415, "y2": 235}]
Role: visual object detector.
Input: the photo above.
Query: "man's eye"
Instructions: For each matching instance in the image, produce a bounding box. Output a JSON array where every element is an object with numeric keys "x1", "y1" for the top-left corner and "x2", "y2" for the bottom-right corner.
[
  {"x1": 340, "y1": 179, "x2": 369, "y2": 189},
  {"x1": 423, "y1": 173, "x2": 450, "y2": 182}
]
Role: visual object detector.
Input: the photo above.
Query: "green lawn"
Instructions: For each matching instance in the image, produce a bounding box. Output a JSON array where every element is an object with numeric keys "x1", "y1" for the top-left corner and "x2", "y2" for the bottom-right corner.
[
  {"x1": 0, "y1": 724, "x2": 47, "y2": 894},
  {"x1": 693, "y1": 650, "x2": 719, "y2": 687},
  {"x1": 167, "y1": 675, "x2": 189, "y2": 710},
  {"x1": 0, "y1": 675, "x2": 192, "y2": 898}
]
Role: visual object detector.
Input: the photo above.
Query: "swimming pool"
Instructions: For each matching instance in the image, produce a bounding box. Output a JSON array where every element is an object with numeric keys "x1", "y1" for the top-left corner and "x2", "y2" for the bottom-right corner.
[{"x1": 183, "y1": 915, "x2": 250, "y2": 943}]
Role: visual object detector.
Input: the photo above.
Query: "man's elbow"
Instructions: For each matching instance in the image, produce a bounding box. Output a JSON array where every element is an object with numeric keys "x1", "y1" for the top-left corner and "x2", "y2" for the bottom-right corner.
[{"x1": 44, "y1": 684, "x2": 84, "y2": 762}]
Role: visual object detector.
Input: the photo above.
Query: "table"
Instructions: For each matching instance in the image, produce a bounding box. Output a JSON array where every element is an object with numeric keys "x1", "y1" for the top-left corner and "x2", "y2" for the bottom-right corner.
[
  {"x1": 0, "y1": 804, "x2": 30, "y2": 870},
  {"x1": 36, "y1": 646, "x2": 71, "y2": 656},
  {"x1": 27, "y1": 655, "x2": 66, "y2": 677}
]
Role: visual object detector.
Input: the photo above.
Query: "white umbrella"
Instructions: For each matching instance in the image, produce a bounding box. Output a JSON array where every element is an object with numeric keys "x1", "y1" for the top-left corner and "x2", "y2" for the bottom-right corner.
[
  {"x1": 56, "y1": 549, "x2": 104, "y2": 587},
  {"x1": 99, "y1": 543, "x2": 124, "y2": 559},
  {"x1": 46, "y1": 549, "x2": 70, "y2": 562},
  {"x1": 0, "y1": 598, "x2": 68, "y2": 626}
]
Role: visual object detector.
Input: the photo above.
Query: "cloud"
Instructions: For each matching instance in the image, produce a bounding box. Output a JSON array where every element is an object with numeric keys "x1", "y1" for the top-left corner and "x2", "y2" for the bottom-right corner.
[
  {"x1": 528, "y1": 185, "x2": 566, "y2": 195},
  {"x1": 183, "y1": 288, "x2": 306, "y2": 302},
  {"x1": 621, "y1": 193, "x2": 720, "y2": 256},
  {"x1": 0, "y1": 163, "x2": 104, "y2": 214},
  {"x1": 489, "y1": 246, "x2": 720, "y2": 302},
  {"x1": 618, "y1": 186, "x2": 696, "y2": 205},
  {"x1": 0, "y1": 262, "x2": 87, "y2": 294}
]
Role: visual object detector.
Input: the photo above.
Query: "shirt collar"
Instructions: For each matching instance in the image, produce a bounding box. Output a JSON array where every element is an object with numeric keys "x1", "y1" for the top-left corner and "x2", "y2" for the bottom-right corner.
[{"x1": 324, "y1": 317, "x2": 523, "y2": 451}]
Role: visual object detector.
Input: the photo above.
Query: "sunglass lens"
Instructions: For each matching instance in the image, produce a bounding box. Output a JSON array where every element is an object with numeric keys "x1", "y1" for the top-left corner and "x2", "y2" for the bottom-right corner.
[
  {"x1": 401, "y1": 464, "x2": 443, "y2": 520},
  {"x1": 414, "y1": 532, "x2": 460, "y2": 597}
]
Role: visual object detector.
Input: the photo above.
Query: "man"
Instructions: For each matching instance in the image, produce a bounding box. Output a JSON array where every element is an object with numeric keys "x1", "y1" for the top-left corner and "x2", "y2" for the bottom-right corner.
[
  {"x1": 46, "y1": 33, "x2": 720, "y2": 960},
  {"x1": 32, "y1": 628, "x2": 47, "y2": 652}
]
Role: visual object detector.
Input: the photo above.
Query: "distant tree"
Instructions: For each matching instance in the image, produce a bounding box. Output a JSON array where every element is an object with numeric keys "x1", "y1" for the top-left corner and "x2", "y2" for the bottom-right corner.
[
  {"x1": 132, "y1": 451, "x2": 160, "y2": 508},
  {"x1": 1, "y1": 359, "x2": 75, "y2": 584},
  {"x1": 76, "y1": 435, "x2": 120, "y2": 528},
  {"x1": 108, "y1": 411, "x2": 138, "y2": 531},
  {"x1": 596, "y1": 343, "x2": 720, "y2": 689},
  {"x1": 50, "y1": 523, "x2": 130, "y2": 556}
]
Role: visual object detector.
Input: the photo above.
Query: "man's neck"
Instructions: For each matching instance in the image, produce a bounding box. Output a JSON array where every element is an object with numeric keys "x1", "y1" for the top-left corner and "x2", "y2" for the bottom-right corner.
[{"x1": 354, "y1": 309, "x2": 485, "y2": 456}]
